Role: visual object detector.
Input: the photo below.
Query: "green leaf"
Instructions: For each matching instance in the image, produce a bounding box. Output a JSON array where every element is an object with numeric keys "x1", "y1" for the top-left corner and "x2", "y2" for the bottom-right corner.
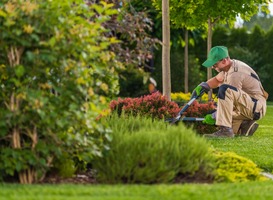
[
  {"x1": 0, "y1": 9, "x2": 7, "y2": 17},
  {"x1": 15, "y1": 65, "x2": 25, "y2": 78}
]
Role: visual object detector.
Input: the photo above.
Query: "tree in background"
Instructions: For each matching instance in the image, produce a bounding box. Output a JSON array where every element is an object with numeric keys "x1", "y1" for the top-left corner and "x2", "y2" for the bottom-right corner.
[
  {"x1": 260, "y1": 26, "x2": 273, "y2": 98},
  {"x1": 161, "y1": 0, "x2": 171, "y2": 100},
  {"x1": 244, "y1": 12, "x2": 273, "y2": 32},
  {"x1": 152, "y1": 0, "x2": 205, "y2": 94},
  {"x1": 102, "y1": 0, "x2": 160, "y2": 97}
]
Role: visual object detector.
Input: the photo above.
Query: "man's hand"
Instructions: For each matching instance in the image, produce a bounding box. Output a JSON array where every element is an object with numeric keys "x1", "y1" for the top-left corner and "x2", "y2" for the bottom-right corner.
[
  {"x1": 192, "y1": 82, "x2": 210, "y2": 98},
  {"x1": 202, "y1": 114, "x2": 216, "y2": 125}
]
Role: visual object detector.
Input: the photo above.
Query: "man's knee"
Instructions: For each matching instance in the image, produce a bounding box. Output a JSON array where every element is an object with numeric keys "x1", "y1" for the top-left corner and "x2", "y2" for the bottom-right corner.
[{"x1": 218, "y1": 84, "x2": 237, "y2": 100}]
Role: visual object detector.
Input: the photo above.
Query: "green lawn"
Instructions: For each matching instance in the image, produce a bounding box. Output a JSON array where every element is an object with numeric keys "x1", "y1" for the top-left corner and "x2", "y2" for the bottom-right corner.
[
  {"x1": 207, "y1": 105, "x2": 273, "y2": 172},
  {"x1": 1, "y1": 105, "x2": 273, "y2": 200},
  {"x1": 1, "y1": 181, "x2": 273, "y2": 200}
]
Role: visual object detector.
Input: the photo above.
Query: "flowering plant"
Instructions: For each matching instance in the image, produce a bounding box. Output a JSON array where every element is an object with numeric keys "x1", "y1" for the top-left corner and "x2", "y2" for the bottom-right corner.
[{"x1": 171, "y1": 92, "x2": 218, "y2": 103}]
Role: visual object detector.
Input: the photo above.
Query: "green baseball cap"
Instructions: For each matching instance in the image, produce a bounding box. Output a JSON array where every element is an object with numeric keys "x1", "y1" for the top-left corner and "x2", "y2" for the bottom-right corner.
[{"x1": 202, "y1": 46, "x2": 229, "y2": 67}]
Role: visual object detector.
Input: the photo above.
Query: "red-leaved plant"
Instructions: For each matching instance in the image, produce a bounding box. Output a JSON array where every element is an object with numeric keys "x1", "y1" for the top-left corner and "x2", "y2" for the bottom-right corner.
[
  {"x1": 109, "y1": 92, "x2": 218, "y2": 134},
  {"x1": 183, "y1": 101, "x2": 216, "y2": 117},
  {"x1": 183, "y1": 101, "x2": 218, "y2": 134},
  {"x1": 109, "y1": 91, "x2": 180, "y2": 119}
]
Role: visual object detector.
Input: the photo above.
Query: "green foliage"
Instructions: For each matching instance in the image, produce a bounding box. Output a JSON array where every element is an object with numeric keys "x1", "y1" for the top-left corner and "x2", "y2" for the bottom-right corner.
[
  {"x1": 53, "y1": 155, "x2": 76, "y2": 178},
  {"x1": 118, "y1": 69, "x2": 148, "y2": 98},
  {"x1": 152, "y1": 0, "x2": 206, "y2": 30},
  {"x1": 212, "y1": 26, "x2": 229, "y2": 46},
  {"x1": 213, "y1": 151, "x2": 266, "y2": 183},
  {"x1": 153, "y1": 46, "x2": 207, "y2": 93},
  {"x1": 0, "y1": 0, "x2": 120, "y2": 183},
  {"x1": 260, "y1": 26, "x2": 273, "y2": 99},
  {"x1": 228, "y1": 27, "x2": 249, "y2": 47},
  {"x1": 92, "y1": 114, "x2": 215, "y2": 183},
  {"x1": 244, "y1": 13, "x2": 273, "y2": 32},
  {"x1": 248, "y1": 25, "x2": 265, "y2": 51}
]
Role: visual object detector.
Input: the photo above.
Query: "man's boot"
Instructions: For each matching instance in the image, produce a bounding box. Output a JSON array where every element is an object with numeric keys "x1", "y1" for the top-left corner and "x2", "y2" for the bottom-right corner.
[
  {"x1": 238, "y1": 120, "x2": 259, "y2": 136},
  {"x1": 204, "y1": 126, "x2": 234, "y2": 138}
]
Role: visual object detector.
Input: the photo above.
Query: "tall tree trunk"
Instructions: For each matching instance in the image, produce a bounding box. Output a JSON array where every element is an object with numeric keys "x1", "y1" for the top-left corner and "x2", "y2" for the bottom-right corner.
[
  {"x1": 207, "y1": 18, "x2": 213, "y2": 101},
  {"x1": 184, "y1": 29, "x2": 189, "y2": 93},
  {"x1": 162, "y1": 0, "x2": 171, "y2": 100}
]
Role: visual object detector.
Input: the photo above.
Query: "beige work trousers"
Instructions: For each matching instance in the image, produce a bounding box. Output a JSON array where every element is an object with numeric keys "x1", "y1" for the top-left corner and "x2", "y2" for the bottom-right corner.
[{"x1": 216, "y1": 84, "x2": 266, "y2": 134}]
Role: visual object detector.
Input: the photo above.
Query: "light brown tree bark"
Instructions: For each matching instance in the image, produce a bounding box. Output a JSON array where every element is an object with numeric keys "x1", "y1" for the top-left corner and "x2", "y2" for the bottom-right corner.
[
  {"x1": 162, "y1": 0, "x2": 171, "y2": 100},
  {"x1": 184, "y1": 29, "x2": 189, "y2": 93},
  {"x1": 207, "y1": 18, "x2": 213, "y2": 100}
]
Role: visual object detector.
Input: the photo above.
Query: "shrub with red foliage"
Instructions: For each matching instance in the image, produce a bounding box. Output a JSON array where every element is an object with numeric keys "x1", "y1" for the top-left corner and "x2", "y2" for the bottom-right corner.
[
  {"x1": 109, "y1": 92, "x2": 180, "y2": 119},
  {"x1": 183, "y1": 101, "x2": 216, "y2": 117},
  {"x1": 182, "y1": 101, "x2": 218, "y2": 135},
  {"x1": 109, "y1": 93, "x2": 218, "y2": 135}
]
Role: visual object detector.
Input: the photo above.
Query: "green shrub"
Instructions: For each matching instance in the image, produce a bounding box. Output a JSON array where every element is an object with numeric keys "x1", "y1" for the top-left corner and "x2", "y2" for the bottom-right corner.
[
  {"x1": 213, "y1": 151, "x2": 267, "y2": 183},
  {"x1": 92, "y1": 114, "x2": 216, "y2": 184},
  {"x1": 0, "y1": 0, "x2": 120, "y2": 183},
  {"x1": 53, "y1": 155, "x2": 76, "y2": 178}
]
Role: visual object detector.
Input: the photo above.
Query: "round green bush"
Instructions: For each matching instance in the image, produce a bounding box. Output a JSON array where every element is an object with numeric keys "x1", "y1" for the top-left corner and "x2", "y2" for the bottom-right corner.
[{"x1": 92, "y1": 114, "x2": 215, "y2": 184}]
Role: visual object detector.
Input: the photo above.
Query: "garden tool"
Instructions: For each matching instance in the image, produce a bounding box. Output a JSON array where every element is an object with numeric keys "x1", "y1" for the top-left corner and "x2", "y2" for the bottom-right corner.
[
  {"x1": 165, "y1": 117, "x2": 205, "y2": 123},
  {"x1": 166, "y1": 89, "x2": 206, "y2": 124}
]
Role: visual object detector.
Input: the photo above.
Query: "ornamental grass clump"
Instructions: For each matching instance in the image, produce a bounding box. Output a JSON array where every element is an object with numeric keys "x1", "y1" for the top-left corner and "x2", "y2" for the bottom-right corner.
[{"x1": 92, "y1": 114, "x2": 216, "y2": 184}]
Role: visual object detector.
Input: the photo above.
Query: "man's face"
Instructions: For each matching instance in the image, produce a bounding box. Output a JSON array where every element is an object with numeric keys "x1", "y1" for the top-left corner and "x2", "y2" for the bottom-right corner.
[{"x1": 212, "y1": 58, "x2": 228, "y2": 72}]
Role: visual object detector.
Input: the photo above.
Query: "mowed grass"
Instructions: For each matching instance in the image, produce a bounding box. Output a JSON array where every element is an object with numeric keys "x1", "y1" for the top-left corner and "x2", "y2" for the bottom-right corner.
[
  {"x1": 1, "y1": 105, "x2": 273, "y2": 200},
  {"x1": 1, "y1": 181, "x2": 273, "y2": 200}
]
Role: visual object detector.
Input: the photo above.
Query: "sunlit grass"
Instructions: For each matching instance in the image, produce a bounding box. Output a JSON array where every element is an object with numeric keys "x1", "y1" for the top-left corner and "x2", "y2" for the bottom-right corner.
[{"x1": 207, "y1": 105, "x2": 273, "y2": 172}]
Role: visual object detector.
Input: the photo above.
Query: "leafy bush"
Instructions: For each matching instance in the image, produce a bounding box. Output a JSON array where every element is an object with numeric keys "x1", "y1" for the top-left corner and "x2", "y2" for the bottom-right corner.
[
  {"x1": 0, "y1": 0, "x2": 120, "y2": 183},
  {"x1": 183, "y1": 101, "x2": 216, "y2": 118},
  {"x1": 109, "y1": 92, "x2": 180, "y2": 119},
  {"x1": 213, "y1": 151, "x2": 267, "y2": 183},
  {"x1": 92, "y1": 114, "x2": 216, "y2": 184}
]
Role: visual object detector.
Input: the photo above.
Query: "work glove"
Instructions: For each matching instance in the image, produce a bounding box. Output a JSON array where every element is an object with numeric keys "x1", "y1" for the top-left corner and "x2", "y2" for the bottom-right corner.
[
  {"x1": 192, "y1": 82, "x2": 210, "y2": 98},
  {"x1": 202, "y1": 112, "x2": 216, "y2": 125}
]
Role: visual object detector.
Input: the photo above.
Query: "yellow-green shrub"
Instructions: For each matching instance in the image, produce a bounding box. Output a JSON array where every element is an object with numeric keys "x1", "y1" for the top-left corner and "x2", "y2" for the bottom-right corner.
[
  {"x1": 213, "y1": 151, "x2": 267, "y2": 183},
  {"x1": 171, "y1": 92, "x2": 218, "y2": 103}
]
